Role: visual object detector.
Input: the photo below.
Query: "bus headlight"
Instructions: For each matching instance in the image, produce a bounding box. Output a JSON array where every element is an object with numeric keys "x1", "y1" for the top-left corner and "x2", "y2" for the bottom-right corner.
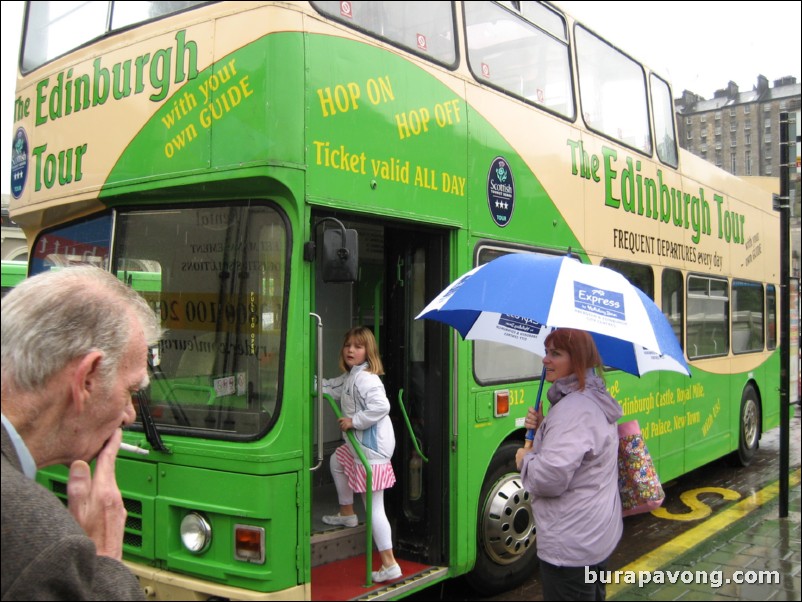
[{"x1": 180, "y1": 512, "x2": 212, "y2": 554}]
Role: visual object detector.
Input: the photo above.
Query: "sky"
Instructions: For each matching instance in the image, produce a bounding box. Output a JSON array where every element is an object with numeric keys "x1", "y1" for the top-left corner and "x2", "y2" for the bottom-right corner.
[{"x1": 1, "y1": 1, "x2": 800, "y2": 196}]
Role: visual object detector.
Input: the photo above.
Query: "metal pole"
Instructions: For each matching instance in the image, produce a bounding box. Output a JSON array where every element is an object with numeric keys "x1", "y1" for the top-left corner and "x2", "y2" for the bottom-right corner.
[
  {"x1": 310, "y1": 313, "x2": 325, "y2": 472},
  {"x1": 778, "y1": 112, "x2": 790, "y2": 518}
]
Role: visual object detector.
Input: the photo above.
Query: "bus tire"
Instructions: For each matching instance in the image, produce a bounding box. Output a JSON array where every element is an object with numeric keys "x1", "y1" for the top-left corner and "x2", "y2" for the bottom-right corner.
[
  {"x1": 734, "y1": 385, "x2": 760, "y2": 466},
  {"x1": 465, "y1": 442, "x2": 538, "y2": 595}
]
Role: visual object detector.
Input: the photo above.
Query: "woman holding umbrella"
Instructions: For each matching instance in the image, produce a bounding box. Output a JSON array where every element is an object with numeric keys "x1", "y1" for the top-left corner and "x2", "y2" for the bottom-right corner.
[{"x1": 515, "y1": 328, "x2": 623, "y2": 601}]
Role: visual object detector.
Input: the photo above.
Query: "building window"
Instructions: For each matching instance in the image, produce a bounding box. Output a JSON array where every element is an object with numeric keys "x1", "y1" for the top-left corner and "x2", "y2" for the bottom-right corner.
[
  {"x1": 700, "y1": 114, "x2": 707, "y2": 123},
  {"x1": 715, "y1": 111, "x2": 721, "y2": 120},
  {"x1": 729, "y1": 108, "x2": 737, "y2": 117},
  {"x1": 730, "y1": 122, "x2": 737, "y2": 132},
  {"x1": 745, "y1": 133, "x2": 751, "y2": 145},
  {"x1": 744, "y1": 105, "x2": 751, "y2": 114},
  {"x1": 687, "y1": 131, "x2": 693, "y2": 140},
  {"x1": 765, "y1": 118, "x2": 772, "y2": 129},
  {"x1": 745, "y1": 120, "x2": 751, "y2": 130},
  {"x1": 745, "y1": 150, "x2": 752, "y2": 175},
  {"x1": 731, "y1": 152, "x2": 737, "y2": 173},
  {"x1": 685, "y1": 116, "x2": 692, "y2": 125}
]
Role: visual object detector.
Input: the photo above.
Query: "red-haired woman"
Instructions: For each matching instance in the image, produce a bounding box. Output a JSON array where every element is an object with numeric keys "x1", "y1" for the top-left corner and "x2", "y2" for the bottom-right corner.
[{"x1": 516, "y1": 328, "x2": 623, "y2": 600}]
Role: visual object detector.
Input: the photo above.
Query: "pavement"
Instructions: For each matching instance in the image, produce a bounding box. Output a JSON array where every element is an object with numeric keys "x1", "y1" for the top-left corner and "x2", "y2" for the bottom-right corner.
[{"x1": 607, "y1": 470, "x2": 801, "y2": 601}]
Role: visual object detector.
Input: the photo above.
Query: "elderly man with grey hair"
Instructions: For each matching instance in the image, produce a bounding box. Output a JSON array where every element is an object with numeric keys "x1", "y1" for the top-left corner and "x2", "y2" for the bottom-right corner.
[{"x1": 1, "y1": 266, "x2": 162, "y2": 601}]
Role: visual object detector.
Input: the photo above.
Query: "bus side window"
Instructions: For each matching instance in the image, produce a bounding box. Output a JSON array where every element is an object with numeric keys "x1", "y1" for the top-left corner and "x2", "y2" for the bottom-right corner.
[
  {"x1": 662, "y1": 269, "x2": 684, "y2": 348},
  {"x1": 651, "y1": 74, "x2": 679, "y2": 168},
  {"x1": 575, "y1": 25, "x2": 652, "y2": 155},
  {"x1": 600, "y1": 259, "x2": 654, "y2": 300},
  {"x1": 688, "y1": 275, "x2": 729, "y2": 359}
]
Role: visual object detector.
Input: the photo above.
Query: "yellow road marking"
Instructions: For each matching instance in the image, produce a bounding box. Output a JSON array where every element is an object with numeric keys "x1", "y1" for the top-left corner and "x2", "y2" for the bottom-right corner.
[{"x1": 651, "y1": 486, "x2": 742, "y2": 521}]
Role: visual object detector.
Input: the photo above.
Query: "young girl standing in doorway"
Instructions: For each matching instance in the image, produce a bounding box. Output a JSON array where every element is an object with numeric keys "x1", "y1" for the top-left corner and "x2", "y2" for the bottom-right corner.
[{"x1": 321, "y1": 326, "x2": 401, "y2": 583}]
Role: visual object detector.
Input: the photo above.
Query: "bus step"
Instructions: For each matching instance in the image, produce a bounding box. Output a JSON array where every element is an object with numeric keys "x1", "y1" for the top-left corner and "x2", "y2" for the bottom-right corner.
[
  {"x1": 311, "y1": 524, "x2": 367, "y2": 567},
  {"x1": 311, "y1": 553, "x2": 447, "y2": 601}
]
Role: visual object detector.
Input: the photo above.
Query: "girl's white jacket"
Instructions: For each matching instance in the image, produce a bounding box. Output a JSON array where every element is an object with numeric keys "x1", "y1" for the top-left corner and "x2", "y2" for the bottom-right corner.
[{"x1": 323, "y1": 362, "x2": 395, "y2": 463}]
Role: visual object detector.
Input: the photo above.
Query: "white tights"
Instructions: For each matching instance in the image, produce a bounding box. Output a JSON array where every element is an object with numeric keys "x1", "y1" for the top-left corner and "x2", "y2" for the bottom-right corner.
[{"x1": 330, "y1": 451, "x2": 393, "y2": 551}]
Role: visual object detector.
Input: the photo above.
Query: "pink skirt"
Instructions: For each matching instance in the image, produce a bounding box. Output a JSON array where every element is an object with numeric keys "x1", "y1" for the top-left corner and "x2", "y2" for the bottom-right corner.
[{"x1": 335, "y1": 445, "x2": 396, "y2": 493}]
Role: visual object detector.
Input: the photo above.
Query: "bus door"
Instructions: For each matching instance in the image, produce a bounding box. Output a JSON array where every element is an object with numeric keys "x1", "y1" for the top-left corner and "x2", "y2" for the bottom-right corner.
[
  {"x1": 382, "y1": 227, "x2": 449, "y2": 567},
  {"x1": 310, "y1": 213, "x2": 449, "y2": 571}
]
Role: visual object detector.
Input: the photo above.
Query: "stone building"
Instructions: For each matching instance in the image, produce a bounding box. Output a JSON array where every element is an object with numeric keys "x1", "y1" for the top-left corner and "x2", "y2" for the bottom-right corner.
[
  {"x1": 675, "y1": 75, "x2": 800, "y2": 179},
  {"x1": 675, "y1": 75, "x2": 800, "y2": 279}
]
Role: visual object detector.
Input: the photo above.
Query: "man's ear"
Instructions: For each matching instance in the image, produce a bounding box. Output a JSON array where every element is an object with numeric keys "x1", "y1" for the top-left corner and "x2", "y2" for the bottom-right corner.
[{"x1": 70, "y1": 351, "x2": 105, "y2": 413}]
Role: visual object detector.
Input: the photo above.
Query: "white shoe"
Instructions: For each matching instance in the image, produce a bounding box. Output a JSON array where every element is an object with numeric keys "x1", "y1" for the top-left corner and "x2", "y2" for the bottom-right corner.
[
  {"x1": 372, "y1": 563, "x2": 402, "y2": 582},
  {"x1": 321, "y1": 513, "x2": 358, "y2": 528}
]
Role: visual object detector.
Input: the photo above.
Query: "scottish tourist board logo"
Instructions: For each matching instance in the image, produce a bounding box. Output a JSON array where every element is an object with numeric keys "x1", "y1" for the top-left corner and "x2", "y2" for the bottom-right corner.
[
  {"x1": 11, "y1": 128, "x2": 28, "y2": 199},
  {"x1": 574, "y1": 282, "x2": 625, "y2": 320},
  {"x1": 487, "y1": 156, "x2": 515, "y2": 227}
]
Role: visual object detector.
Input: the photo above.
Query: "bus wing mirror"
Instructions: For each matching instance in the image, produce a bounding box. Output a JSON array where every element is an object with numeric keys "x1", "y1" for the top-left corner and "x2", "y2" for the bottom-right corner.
[
  {"x1": 304, "y1": 217, "x2": 359, "y2": 282},
  {"x1": 321, "y1": 227, "x2": 358, "y2": 282}
]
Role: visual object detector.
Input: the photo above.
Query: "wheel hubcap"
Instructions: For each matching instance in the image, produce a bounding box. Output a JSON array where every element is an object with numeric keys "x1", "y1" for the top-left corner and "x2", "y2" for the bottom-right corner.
[
  {"x1": 480, "y1": 474, "x2": 535, "y2": 564},
  {"x1": 743, "y1": 398, "x2": 758, "y2": 448}
]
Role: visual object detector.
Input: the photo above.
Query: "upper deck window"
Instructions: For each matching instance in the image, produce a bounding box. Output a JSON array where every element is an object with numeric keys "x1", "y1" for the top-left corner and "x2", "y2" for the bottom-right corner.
[
  {"x1": 575, "y1": 24, "x2": 652, "y2": 155},
  {"x1": 465, "y1": 1, "x2": 574, "y2": 119},
  {"x1": 22, "y1": 1, "x2": 209, "y2": 72},
  {"x1": 650, "y1": 74, "x2": 678, "y2": 167},
  {"x1": 311, "y1": 1, "x2": 457, "y2": 67}
]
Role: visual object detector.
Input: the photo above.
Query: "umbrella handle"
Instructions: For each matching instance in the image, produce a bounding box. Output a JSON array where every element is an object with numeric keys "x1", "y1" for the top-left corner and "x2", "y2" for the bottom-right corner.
[{"x1": 524, "y1": 365, "x2": 547, "y2": 449}]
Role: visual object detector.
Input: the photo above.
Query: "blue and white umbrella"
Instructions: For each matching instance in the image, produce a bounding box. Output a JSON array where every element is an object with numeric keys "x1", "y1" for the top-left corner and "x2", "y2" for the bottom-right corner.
[{"x1": 415, "y1": 253, "x2": 690, "y2": 377}]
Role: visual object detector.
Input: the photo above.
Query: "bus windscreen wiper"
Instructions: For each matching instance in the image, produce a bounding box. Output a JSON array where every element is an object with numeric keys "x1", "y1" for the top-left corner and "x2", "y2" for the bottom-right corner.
[{"x1": 134, "y1": 388, "x2": 171, "y2": 454}]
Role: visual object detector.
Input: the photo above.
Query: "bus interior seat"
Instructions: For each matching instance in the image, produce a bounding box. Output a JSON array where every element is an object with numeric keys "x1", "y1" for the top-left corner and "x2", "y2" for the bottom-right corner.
[{"x1": 175, "y1": 333, "x2": 218, "y2": 378}]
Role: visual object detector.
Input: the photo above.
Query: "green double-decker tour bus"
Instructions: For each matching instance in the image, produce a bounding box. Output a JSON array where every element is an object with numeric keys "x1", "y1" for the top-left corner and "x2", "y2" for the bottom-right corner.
[{"x1": 9, "y1": 2, "x2": 782, "y2": 599}]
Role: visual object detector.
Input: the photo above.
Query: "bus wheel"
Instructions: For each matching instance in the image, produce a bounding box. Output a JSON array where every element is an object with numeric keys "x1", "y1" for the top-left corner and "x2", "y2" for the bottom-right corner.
[
  {"x1": 734, "y1": 385, "x2": 760, "y2": 466},
  {"x1": 465, "y1": 442, "x2": 538, "y2": 595}
]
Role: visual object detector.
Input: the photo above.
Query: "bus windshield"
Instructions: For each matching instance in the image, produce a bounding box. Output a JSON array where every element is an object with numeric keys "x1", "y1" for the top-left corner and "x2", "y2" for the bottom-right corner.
[{"x1": 29, "y1": 203, "x2": 288, "y2": 440}]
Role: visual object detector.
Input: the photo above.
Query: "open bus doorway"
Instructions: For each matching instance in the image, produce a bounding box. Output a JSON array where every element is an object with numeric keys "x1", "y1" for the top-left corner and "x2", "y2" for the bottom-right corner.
[{"x1": 310, "y1": 212, "x2": 449, "y2": 584}]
